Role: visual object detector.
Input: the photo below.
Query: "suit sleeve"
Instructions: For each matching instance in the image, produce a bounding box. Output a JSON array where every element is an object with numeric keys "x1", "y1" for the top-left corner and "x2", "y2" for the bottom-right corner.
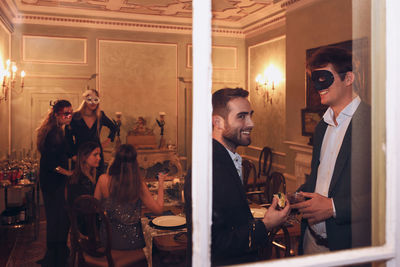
[
  {"x1": 101, "y1": 111, "x2": 117, "y2": 141},
  {"x1": 211, "y1": 163, "x2": 268, "y2": 257}
]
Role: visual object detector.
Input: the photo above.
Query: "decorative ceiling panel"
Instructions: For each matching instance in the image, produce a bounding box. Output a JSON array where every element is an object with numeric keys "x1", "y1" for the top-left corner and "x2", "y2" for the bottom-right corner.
[
  {"x1": 19, "y1": 0, "x2": 275, "y2": 22},
  {"x1": 4, "y1": 0, "x2": 313, "y2": 37}
]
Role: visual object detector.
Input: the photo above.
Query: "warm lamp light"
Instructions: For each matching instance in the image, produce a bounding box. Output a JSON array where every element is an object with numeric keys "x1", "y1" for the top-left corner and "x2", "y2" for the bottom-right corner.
[
  {"x1": 255, "y1": 64, "x2": 282, "y2": 105},
  {"x1": 0, "y1": 59, "x2": 25, "y2": 103}
]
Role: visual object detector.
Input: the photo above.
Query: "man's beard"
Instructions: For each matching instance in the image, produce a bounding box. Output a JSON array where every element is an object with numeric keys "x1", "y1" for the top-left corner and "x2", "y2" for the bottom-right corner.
[{"x1": 222, "y1": 128, "x2": 251, "y2": 148}]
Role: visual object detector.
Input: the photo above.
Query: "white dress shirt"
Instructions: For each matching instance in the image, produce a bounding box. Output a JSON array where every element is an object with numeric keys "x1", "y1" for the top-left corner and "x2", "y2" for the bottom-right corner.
[
  {"x1": 304, "y1": 96, "x2": 361, "y2": 253},
  {"x1": 226, "y1": 148, "x2": 243, "y2": 183}
]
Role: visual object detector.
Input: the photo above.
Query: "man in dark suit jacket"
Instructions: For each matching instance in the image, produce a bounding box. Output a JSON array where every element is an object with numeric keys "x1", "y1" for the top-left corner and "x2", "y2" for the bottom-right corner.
[
  {"x1": 210, "y1": 88, "x2": 290, "y2": 265},
  {"x1": 293, "y1": 47, "x2": 371, "y2": 254}
]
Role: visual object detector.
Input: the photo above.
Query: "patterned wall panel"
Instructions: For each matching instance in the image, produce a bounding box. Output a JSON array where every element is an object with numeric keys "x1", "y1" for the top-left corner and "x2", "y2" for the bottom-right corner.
[
  {"x1": 248, "y1": 36, "x2": 286, "y2": 152},
  {"x1": 98, "y1": 40, "x2": 178, "y2": 147},
  {"x1": 187, "y1": 44, "x2": 237, "y2": 69},
  {"x1": 23, "y1": 35, "x2": 87, "y2": 64}
]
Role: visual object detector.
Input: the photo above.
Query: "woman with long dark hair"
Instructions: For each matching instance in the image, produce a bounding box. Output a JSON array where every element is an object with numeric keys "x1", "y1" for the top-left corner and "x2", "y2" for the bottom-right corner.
[
  {"x1": 67, "y1": 141, "x2": 101, "y2": 206},
  {"x1": 67, "y1": 89, "x2": 117, "y2": 175},
  {"x1": 36, "y1": 100, "x2": 73, "y2": 266},
  {"x1": 94, "y1": 144, "x2": 166, "y2": 264}
]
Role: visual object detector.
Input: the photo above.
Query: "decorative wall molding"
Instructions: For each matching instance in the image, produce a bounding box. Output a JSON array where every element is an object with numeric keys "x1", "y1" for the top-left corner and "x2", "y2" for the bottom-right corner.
[
  {"x1": 23, "y1": 35, "x2": 87, "y2": 64},
  {"x1": 0, "y1": 0, "x2": 15, "y2": 32},
  {"x1": 15, "y1": 14, "x2": 194, "y2": 35},
  {"x1": 247, "y1": 145, "x2": 287, "y2": 158},
  {"x1": 241, "y1": 154, "x2": 286, "y2": 173},
  {"x1": 285, "y1": 140, "x2": 312, "y2": 188},
  {"x1": 187, "y1": 44, "x2": 238, "y2": 69},
  {"x1": 26, "y1": 75, "x2": 92, "y2": 80}
]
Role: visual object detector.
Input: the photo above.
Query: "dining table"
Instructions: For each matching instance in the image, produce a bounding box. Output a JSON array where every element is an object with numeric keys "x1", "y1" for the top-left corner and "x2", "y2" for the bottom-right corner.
[{"x1": 142, "y1": 177, "x2": 187, "y2": 267}]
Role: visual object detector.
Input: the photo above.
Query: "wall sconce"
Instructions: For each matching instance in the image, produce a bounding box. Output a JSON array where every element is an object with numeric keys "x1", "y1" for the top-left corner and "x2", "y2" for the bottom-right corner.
[
  {"x1": 0, "y1": 59, "x2": 26, "y2": 103},
  {"x1": 255, "y1": 64, "x2": 281, "y2": 105}
]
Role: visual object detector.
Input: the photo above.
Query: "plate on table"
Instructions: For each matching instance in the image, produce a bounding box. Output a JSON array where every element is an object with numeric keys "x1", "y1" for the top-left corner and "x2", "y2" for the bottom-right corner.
[
  {"x1": 150, "y1": 215, "x2": 186, "y2": 230},
  {"x1": 251, "y1": 208, "x2": 267, "y2": 219}
]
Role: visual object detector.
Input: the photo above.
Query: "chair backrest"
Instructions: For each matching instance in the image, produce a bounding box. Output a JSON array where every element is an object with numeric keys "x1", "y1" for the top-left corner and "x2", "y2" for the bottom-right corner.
[
  {"x1": 242, "y1": 159, "x2": 257, "y2": 191},
  {"x1": 264, "y1": 172, "x2": 286, "y2": 203},
  {"x1": 69, "y1": 195, "x2": 114, "y2": 267},
  {"x1": 263, "y1": 225, "x2": 292, "y2": 259},
  {"x1": 258, "y1": 147, "x2": 273, "y2": 179}
]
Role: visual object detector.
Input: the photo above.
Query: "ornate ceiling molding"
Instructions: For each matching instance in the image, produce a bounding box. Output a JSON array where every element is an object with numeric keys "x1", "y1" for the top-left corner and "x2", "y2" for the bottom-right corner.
[{"x1": 4, "y1": 0, "x2": 318, "y2": 38}]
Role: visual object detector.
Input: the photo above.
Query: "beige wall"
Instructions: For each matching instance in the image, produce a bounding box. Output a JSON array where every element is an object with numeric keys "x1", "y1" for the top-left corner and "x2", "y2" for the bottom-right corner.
[
  {"x1": 2, "y1": 0, "x2": 371, "y2": 178},
  {"x1": 0, "y1": 21, "x2": 10, "y2": 159},
  {"x1": 285, "y1": 0, "x2": 352, "y2": 144},
  {"x1": 284, "y1": 0, "x2": 353, "y2": 176},
  {"x1": 6, "y1": 24, "x2": 246, "y2": 164},
  {"x1": 246, "y1": 36, "x2": 286, "y2": 171}
]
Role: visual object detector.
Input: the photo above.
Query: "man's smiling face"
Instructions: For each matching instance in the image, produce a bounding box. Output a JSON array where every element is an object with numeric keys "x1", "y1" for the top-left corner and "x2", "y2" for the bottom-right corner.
[{"x1": 222, "y1": 97, "x2": 254, "y2": 150}]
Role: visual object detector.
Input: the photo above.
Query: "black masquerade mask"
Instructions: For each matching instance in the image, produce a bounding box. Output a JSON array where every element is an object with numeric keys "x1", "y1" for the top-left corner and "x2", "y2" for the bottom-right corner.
[{"x1": 311, "y1": 70, "x2": 334, "y2": 91}]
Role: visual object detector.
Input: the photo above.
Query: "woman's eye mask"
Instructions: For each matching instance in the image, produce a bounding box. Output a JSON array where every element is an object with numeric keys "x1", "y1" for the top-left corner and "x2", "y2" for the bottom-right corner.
[
  {"x1": 311, "y1": 70, "x2": 334, "y2": 91},
  {"x1": 85, "y1": 96, "x2": 100, "y2": 105}
]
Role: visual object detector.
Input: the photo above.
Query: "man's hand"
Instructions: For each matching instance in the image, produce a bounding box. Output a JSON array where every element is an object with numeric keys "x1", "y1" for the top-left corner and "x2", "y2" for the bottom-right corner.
[
  {"x1": 291, "y1": 192, "x2": 333, "y2": 225},
  {"x1": 262, "y1": 196, "x2": 290, "y2": 230}
]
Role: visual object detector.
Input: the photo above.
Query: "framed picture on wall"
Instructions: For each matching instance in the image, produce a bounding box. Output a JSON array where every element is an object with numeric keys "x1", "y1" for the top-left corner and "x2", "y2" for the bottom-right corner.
[{"x1": 301, "y1": 108, "x2": 325, "y2": 145}]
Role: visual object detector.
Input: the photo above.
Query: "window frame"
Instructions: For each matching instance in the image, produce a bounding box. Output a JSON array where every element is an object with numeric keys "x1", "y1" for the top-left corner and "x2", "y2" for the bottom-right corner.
[{"x1": 190, "y1": 0, "x2": 400, "y2": 266}]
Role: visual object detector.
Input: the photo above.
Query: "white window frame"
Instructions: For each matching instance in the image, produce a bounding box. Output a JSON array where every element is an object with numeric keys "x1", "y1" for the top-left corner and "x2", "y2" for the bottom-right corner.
[{"x1": 191, "y1": 0, "x2": 400, "y2": 266}]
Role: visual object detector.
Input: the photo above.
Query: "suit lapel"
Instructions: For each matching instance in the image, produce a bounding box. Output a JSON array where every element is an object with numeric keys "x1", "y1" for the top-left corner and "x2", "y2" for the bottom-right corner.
[
  {"x1": 328, "y1": 122, "x2": 351, "y2": 195},
  {"x1": 309, "y1": 121, "x2": 328, "y2": 191},
  {"x1": 213, "y1": 140, "x2": 249, "y2": 205}
]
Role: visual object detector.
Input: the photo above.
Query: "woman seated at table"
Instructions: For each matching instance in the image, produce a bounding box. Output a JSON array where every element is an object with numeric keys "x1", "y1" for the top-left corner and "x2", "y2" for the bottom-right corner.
[
  {"x1": 94, "y1": 144, "x2": 166, "y2": 253},
  {"x1": 67, "y1": 141, "x2": 101, "y2": 207}
]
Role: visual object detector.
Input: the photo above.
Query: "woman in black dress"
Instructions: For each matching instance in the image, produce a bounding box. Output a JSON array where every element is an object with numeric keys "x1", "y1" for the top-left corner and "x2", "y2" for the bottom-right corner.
[
  {"x1": 67, "y1": 89, "x2": 117, "y2": 175},
  {"x1": 36, "y1": 100, "x2": 73, "y2": 267},
  {"x1": 67, "y1": 141, "x2": 100, "y2": 205},
  {"x1": 67, "y1": 141, "x2": 101, "y2": 234}
]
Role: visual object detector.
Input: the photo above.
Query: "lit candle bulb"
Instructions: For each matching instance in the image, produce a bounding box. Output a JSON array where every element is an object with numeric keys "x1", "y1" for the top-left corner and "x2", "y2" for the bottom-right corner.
[
  {"x1": 11, "y1": 65, "x2": 17, "y2": 81},
  {"x1": 20, "y1": 70, "x2": 25, "y2": 88},
  {"x1": 6, "y1": 70, "x2": 10, "y2": 84}
]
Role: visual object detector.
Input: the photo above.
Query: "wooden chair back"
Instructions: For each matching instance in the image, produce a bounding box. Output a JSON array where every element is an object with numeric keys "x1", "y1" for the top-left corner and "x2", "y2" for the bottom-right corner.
[
  {"x1": 258, "y1": 147, "x2": 273, "y2": 180},
  {"x1": 69, "y1": 195, "x2": 114, "y2": 267},
  {"x1": 242, "y1": 159, "x2": 257, "y2": 191},
  {"x1": 262, "y1": 225, "x2": 293, "y2": 259},
  {"x1": 264, "y1": 172, "x2": 286, "y2": 203}
]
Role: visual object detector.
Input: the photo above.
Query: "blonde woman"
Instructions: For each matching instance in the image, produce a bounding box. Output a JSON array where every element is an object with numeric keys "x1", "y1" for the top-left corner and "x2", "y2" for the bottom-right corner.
[
  {"x1": 66, "y1": 89, "x2": 117, "y2": 175},
  {"x1": 36, "y1": 100, "x2": 73, "y2": 267}
]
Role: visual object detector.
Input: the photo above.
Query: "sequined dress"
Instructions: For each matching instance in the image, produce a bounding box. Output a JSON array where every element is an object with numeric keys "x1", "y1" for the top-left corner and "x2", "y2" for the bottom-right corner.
[{"x1": 101, "y1": 198, "x2": 146, "y2": 250}]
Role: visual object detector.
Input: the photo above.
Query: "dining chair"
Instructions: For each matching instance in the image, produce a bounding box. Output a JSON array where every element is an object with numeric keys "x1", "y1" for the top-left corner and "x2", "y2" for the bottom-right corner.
[
  {"x1": 262, "y1": 224, "x2": 293, "y2": 259},
  {"x1": 242, "y1": 159, "x2": 264, "y2": 203},
  {"x1": 69, "y1": 195, "x2": 147, "y2": 267},
  {"x1": 264, "y1": 171, "x2": 287, "y2": 204},
  {"x1": 258, "y1": 146, "x2": 273, "y2": 183}
]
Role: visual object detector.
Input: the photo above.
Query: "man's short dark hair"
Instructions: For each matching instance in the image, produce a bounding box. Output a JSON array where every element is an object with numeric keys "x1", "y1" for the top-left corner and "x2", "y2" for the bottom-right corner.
[
  {"x1": 307, "y1": 46, "x2": 352, "y2": 81},
  {"x1": 212, "y1": 88, "x2": 249, "y2": 118}
]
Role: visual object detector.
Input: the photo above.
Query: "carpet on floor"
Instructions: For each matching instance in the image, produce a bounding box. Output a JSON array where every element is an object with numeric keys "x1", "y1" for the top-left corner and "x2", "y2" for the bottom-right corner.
[{"x1": 6, "y1": 221, "x2": 46, "y2": 267}]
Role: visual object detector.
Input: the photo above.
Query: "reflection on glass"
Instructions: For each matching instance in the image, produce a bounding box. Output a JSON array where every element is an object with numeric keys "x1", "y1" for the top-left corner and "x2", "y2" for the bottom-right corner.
[{"x1": 206, "y1": 0, "x2": 376, "y2": 265}]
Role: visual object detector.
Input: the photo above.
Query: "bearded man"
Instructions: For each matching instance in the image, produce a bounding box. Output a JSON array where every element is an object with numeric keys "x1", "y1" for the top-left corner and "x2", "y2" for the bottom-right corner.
[{"x1": 209, "y1": 88, "x2": 290, "y2": 265}]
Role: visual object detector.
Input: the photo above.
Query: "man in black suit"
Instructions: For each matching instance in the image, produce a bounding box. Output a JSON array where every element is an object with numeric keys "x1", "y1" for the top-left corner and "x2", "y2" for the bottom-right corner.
[
  {"x1": 210, "y1": 88, "x2": 290, "y2": 265},
  {"x1": 292, "y1": 47, "x2": 371, "y2": 254}
]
